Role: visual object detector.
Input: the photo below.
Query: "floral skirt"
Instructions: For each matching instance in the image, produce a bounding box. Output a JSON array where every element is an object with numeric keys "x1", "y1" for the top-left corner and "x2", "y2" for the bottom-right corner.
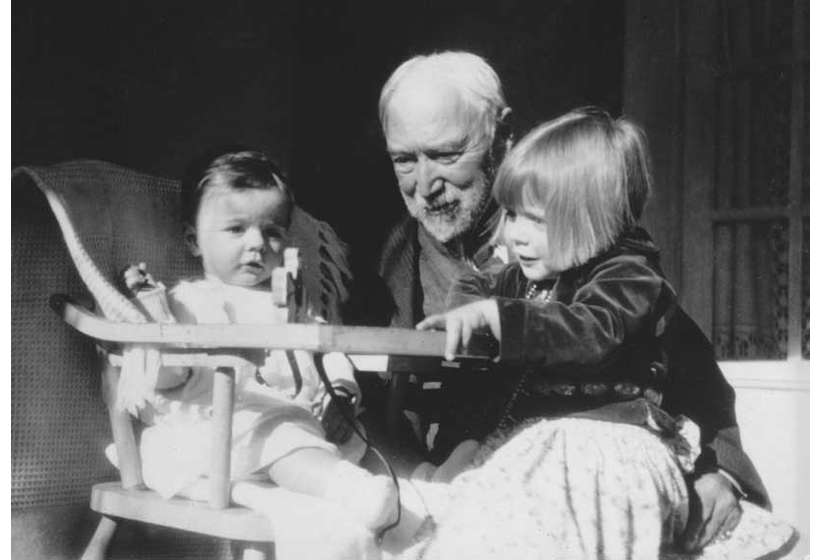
[
  {"x1": 396, "y1": 416, "x2": 797, "y2": 560},
  {"x1": 401, "y1": 417, "x2": 692, "y2": 560}
]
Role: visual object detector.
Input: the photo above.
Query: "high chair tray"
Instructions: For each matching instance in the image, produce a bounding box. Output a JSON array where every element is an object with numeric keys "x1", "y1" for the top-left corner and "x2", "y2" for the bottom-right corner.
[
  {"x1": 50, "y1": 294, "x2": 495, "y2": 360},
  {"x1": 90, "y1": 482, "x2": 272, "y2": 542}
]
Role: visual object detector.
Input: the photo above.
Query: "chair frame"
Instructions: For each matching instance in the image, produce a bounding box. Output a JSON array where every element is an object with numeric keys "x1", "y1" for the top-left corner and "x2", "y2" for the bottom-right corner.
[{"x1": 50, "y1": 295, "x2": 487, "y2": 559}]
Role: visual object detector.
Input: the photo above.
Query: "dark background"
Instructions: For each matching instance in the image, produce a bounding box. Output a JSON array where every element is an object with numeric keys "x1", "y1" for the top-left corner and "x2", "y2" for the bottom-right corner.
[{"x1": 13, "y1": 0, "x2": 624, "y2": 261}]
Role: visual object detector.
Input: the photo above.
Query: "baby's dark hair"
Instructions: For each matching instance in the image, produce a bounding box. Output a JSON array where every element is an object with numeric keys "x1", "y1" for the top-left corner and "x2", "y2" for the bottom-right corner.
[{"x1": 180, "y1": 148, "x2": 293, "y2": 226}]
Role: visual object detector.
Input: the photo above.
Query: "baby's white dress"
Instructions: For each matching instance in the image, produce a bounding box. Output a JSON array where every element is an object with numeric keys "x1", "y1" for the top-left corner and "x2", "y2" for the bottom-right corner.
[{"x1": 138, "y1": 277, "x2": 358, "y2": 499}]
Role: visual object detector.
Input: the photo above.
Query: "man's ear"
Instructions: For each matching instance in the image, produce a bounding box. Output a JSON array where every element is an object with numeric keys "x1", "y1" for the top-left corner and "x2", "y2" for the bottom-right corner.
[
  {"x1": 496, "y1": 107, "x2": 514, "y2": 153},
  {"x1": 183, "y1": 224, "x2": 201, "y2": 257},
  {"x1": 490, "y1": 107, "x2": 514, "y2": 163}
]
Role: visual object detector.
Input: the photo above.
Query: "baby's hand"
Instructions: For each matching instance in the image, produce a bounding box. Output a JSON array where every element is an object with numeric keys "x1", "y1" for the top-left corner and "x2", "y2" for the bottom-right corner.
[
  {"x1": 416, "y1": 299, "x2": 500, "y2": 361},
  {"x1": 122, "y1": 262, "x2": 157, "y2": 295}
]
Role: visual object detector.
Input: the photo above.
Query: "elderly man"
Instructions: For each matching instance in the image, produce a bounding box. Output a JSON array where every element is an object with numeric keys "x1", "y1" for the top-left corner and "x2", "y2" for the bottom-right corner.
[{"x1": 370, "y1": 50, "x2": 768, "y2": 551}]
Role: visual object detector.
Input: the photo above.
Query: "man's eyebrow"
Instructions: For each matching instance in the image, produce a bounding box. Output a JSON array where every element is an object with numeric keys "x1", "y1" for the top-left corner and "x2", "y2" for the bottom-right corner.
[
  {"x1": 387, "y1": 149, "x2": 413, "y2": 157},
  {"x1": 428, "y1": 137, "x2": 469, "y2": 152},
  {"x1": 387, "y1": 136, "x2": 471, "y2": 156}
]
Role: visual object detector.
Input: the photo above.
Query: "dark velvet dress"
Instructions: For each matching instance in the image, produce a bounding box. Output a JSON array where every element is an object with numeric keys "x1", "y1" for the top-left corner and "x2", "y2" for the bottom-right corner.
[
  {"x1": 402, "y1": 228, "x2": 706, "y2": 558},
  {"x1": 432, "y1": 227, "x2": 683, "y2": 460},
  {"x1": 378, "y1": 216, "x2": 768, "y2": 508},
  {"x1": 400, "y1": 228, "x2": 793, "y2": 560}
]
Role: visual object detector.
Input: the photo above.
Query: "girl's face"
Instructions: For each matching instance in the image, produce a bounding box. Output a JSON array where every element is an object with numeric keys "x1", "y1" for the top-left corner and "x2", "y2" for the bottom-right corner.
[
  {"x1": 503, "y1": 204, "x2": 557, "y2": 281},
  {"x1": 187, "y1": 184, "x2": 290, "y2": 288}
]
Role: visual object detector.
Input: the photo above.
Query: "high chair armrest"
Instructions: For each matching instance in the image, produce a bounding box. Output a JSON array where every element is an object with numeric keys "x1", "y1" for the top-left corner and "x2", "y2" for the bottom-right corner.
[
  {"x1": 107, "y1": 350, "x2": 261, "y2": 372},
  {"x1": 50, "y1": 293, "x2": 495, "y2": 361}
]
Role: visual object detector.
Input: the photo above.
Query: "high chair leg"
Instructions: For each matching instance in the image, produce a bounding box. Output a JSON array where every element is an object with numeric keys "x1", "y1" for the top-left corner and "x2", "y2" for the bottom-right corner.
[{"x1": 80, "y1": 515, "x2": 117, "y2": 560}]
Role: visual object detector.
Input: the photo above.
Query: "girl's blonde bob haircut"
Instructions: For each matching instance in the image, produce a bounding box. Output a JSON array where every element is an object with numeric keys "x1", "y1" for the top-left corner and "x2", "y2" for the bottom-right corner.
[{"x1": 494, "y1": 107, "x2": 653, "y2": 272}]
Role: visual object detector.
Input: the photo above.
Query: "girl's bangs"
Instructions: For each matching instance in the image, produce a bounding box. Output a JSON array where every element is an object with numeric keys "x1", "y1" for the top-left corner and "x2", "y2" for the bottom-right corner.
[{"x1": 493, "y1": 161, "x2": 545, "y2": 212}]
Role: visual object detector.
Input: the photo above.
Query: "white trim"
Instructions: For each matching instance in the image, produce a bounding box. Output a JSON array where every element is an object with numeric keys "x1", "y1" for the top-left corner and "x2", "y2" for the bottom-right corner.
[
  {"x1": 719, "y1": 360, "x2": 810, "y2": 392},
  {"x1": 349, "y1": 354, "x2": 389, "y2": 372}
]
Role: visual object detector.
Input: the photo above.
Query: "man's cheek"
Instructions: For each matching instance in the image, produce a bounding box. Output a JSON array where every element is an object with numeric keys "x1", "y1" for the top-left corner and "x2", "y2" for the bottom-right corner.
[
  {"x1": 397, "y1": 177, "x2": 417, "y2": 196},
  {"x1": 450, "y1": 165, "x2": 487, "y2": 190},
  {"x1": 401, "y1": 193, "x2": 421, "y2": 216}
]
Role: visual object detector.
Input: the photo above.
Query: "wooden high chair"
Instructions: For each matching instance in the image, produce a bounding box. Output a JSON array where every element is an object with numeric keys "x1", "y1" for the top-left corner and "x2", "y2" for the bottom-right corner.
[{"x1": 11, "y1": 160, "x2": 471, "y2": 560}]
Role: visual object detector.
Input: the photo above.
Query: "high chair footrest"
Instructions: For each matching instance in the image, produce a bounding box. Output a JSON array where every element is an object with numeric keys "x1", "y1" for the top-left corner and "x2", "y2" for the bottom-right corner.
[{"x1": 90, "y1": 482, "x2": 272, "y2": 542}]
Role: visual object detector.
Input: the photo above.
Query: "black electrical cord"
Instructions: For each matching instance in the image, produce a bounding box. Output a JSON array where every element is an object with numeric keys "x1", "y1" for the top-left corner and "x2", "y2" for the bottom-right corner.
[{"x1": 311, "y1": 353, "x2": 402, "y2": 543}]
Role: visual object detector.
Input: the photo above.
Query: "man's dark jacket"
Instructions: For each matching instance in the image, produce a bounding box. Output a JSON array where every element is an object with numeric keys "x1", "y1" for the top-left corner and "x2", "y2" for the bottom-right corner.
[{"x1": 377, "y1": 215, "x2": 770, "y2": 508}]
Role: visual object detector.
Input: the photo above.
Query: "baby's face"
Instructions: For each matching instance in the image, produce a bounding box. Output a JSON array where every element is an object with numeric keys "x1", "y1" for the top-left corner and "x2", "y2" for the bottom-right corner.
[{"x1": 190, "y1": 185, "x2": 290, "y2": 288}]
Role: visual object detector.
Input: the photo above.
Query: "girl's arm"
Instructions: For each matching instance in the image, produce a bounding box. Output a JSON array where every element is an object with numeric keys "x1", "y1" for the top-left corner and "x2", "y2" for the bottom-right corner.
[
  {"x1": 415, "y1": 266, "x2": 515, "y2": 360},
  {"x1": 419, "y1": 256, "x2": 674, "y2": 369},
  {"x1": 445, "y1": 270, "x2": 494, "y2": 308},
  {"x1": 496, "y1": 256, "x2": 674, "y2": 368},
  {"x1": 417, "y1": 299, "x2": 500, "y2": 361}
]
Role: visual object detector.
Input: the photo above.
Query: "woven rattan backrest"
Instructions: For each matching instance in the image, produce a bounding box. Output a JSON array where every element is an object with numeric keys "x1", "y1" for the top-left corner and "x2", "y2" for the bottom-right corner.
[{"x1": 12, "y1": 169, "x2": 114, "y2": 509}]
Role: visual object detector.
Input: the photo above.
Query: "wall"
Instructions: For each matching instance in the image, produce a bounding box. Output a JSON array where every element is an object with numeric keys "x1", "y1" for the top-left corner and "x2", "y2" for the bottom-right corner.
[
  {"x1": 13, "y1": 1, "x2": 299, "y2": 179},
  {"x1": 725, "y1": 364, "x2": 810, "y2": 557},
  {"x1": 624, "y1": 1, "x2": 810, "y2": 555}
]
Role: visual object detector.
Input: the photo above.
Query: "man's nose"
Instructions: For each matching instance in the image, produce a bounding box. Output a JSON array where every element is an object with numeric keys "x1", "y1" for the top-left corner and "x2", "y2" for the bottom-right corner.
[{"x1": 415, "y1": 157, "x2": 444, "y2": 199}]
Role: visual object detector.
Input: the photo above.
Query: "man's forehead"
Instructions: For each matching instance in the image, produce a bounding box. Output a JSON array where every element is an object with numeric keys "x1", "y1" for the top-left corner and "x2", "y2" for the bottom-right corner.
[{"x1": 385, "y1": 81, "x2": 485, "y2": 150}]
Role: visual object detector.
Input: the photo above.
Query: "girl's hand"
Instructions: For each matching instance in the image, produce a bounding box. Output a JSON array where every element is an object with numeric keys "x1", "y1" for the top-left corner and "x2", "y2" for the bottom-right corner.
[
  {"x1": 122, "y1": 262, "x2": 157, "y2": 295},
  {"x1": 416, "y1": 299, "x2": 500, "y2": 361}
]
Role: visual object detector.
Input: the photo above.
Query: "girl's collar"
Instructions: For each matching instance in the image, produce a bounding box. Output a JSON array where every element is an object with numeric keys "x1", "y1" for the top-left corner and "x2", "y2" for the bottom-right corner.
[{"x1": 525, "y1": 275, "x2": 560, "y2": 302}]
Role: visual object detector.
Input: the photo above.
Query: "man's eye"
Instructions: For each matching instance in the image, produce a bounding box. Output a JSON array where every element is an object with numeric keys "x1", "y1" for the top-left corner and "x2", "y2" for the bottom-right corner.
[
  {"x1": 226, "y1": 225, "x2": 244, "y2": 234},
  {"x1": 391, "y1": 155, "x2": 415, "y2": 172},
  {"x1": 433, "y1": 152, "x2": 461, "y2": 164}
]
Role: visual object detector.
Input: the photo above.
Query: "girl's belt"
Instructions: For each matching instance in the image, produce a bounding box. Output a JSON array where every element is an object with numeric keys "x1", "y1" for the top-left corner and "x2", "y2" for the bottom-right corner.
[
  {"x1": 524, "y1": 379, "x2": 663, "y2": 406},
  {"x1": 523, "y1": 361, "x2": 667, "y2": 404}
]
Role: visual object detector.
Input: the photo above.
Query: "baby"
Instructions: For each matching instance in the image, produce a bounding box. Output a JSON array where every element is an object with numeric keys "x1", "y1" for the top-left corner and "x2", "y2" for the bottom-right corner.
[{"x1": 121, "y1": 150, "x2": 397, "y2": 534}]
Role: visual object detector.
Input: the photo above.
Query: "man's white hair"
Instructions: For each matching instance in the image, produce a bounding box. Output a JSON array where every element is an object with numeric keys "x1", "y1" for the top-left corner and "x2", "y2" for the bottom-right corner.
[{"x1": 378, "y1": 51, "x2": 508, "y2": 141}]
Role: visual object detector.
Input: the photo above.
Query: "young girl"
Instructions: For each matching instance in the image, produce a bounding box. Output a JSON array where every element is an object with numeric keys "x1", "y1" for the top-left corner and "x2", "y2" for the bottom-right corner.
[
  {"x1": 120, "y1": 150, "x2": 397, "y2": 538},
  {"x1": 411, "y1": 108, "x2": 700, "y2": 558}
]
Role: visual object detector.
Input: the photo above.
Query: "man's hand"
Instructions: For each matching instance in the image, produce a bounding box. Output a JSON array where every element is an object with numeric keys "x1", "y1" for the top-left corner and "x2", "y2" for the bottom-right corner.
[
  {"x1": 679, "y1": 472, "x2": 743, "y2": 552},
  {"x1": 416, "y1": 299, "x2": 500, "y2": 361},
  {"x1": 321, "y1": 392, "x2": 356, "y2": 445}
]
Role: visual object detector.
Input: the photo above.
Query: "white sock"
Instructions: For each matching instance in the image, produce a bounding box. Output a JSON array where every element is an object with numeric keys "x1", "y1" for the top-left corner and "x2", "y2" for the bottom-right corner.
[
  {"x1": 323, "y1": 460, "x2": 398, "y2": 531},
  {"x1": 381, "y1": 478, "x2": 436, "y2": 553}
]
